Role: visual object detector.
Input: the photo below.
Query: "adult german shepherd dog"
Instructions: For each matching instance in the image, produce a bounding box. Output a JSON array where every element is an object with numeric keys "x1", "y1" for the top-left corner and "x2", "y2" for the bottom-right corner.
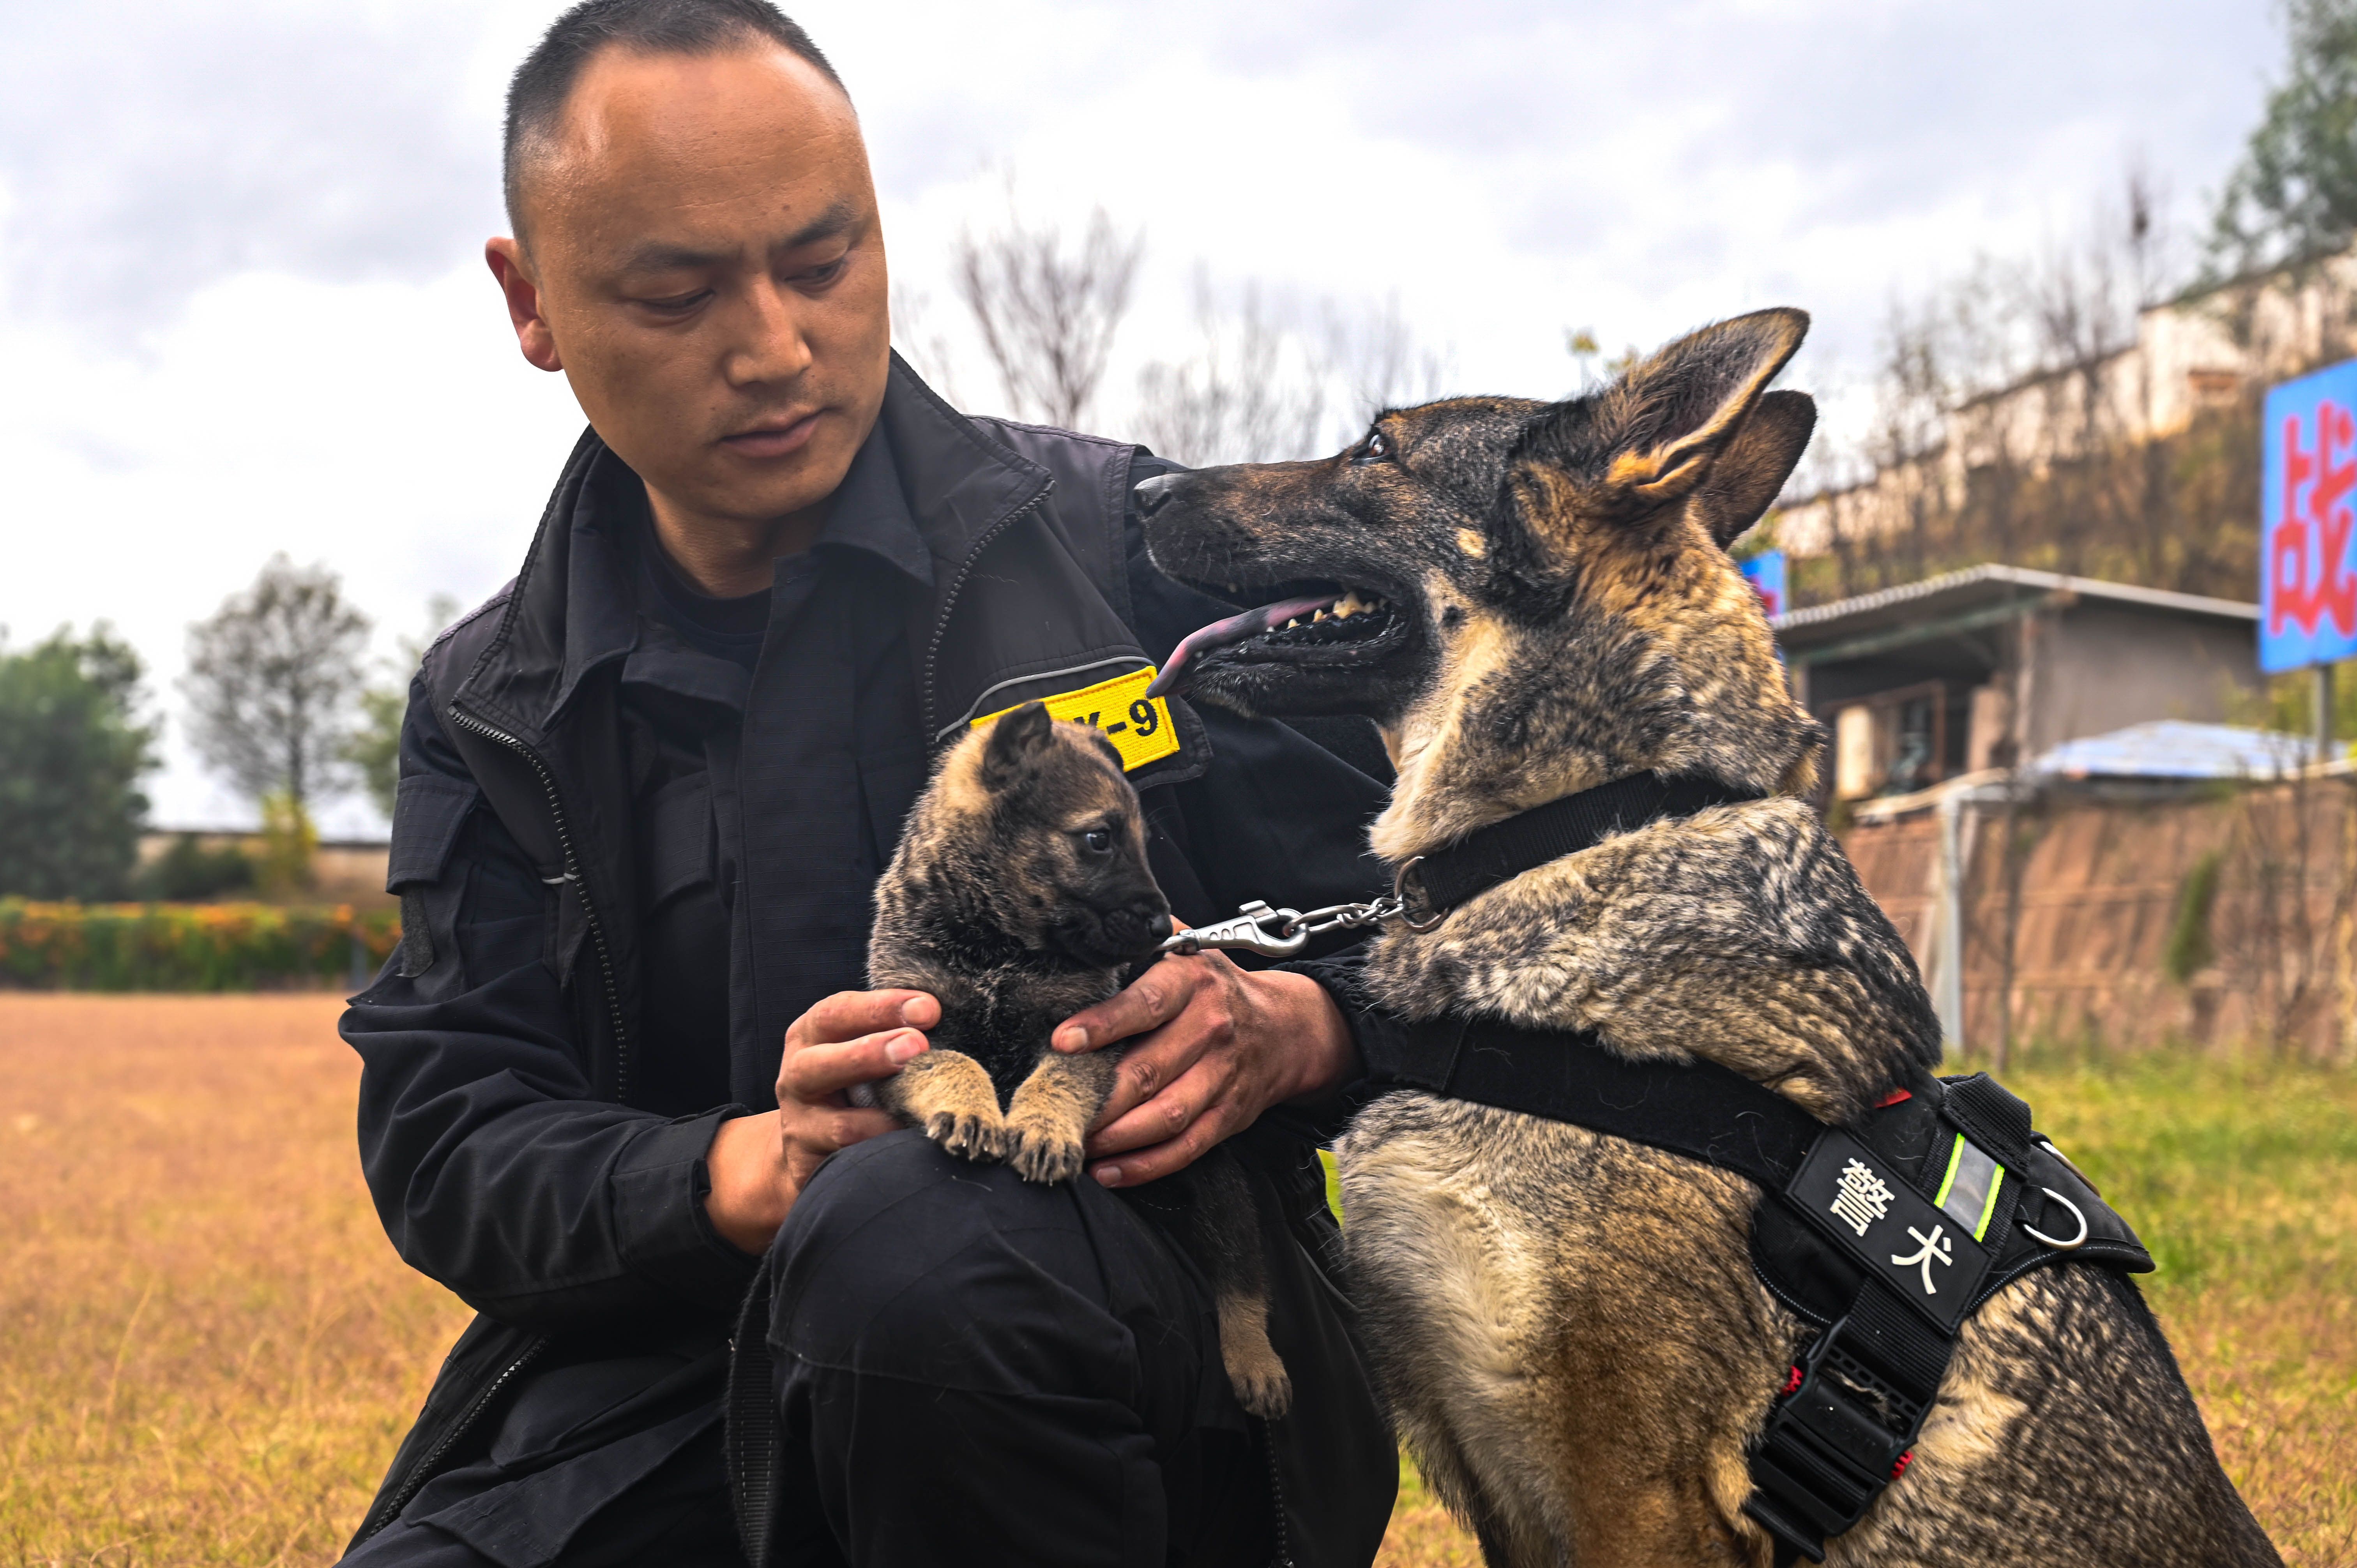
[{"x1": 1133, "y1": 309, "x2": 2278, "y2": 1566}]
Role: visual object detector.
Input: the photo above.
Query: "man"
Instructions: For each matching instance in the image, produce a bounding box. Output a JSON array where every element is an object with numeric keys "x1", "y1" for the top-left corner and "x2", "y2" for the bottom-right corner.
[{"x1": 340, "y1": 2, "x2": 1400, "y2": 1564}]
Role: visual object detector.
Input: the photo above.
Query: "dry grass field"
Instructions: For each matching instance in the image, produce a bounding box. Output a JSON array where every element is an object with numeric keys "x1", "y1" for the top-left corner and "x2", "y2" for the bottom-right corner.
[
  {"x1": 2, "y1": 993, "x2": 2350, "y2": 1566},
  {"x1": 0, "y1": 995, "x2": 470, "y2": 1566}
]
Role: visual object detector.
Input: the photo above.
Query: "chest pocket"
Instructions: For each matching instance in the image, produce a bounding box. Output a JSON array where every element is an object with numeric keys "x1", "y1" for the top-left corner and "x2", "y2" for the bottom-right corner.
[
  {"x1": 639, "y1": 772, "x2": 717, "y2": 911},
  {"x1": 385, "y1": 774, "x2": 481, "y2": 984}
]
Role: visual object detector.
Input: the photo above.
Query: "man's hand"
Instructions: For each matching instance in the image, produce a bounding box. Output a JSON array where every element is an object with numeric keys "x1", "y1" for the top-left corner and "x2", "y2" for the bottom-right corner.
[
  {"x1": 703, "y1": 990, "x2": 938, "y2": 1255},
  {"x1": 1050, "y1": 954, "x2": 1357, "y2": 1188}
]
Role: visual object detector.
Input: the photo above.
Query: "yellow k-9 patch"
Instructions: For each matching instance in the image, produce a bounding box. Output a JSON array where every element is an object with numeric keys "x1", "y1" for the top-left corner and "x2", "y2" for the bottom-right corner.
[{"x1": 972, "y1": 665, "x2": 1180, "y2": 772}]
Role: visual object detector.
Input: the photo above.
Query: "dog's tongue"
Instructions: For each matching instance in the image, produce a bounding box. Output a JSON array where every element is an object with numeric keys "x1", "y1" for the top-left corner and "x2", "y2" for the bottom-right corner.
[{"x1": 1147, "y1": 595, "x2": 1333, "y2": 698}]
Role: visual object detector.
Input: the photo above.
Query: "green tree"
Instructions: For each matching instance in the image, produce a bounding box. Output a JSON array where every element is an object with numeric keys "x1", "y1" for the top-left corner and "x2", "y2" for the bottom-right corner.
[
  {"x1": 2210, "y1": 0, "x2": 2357, "y2": 275},
  {"x1": 344, "y1": 594, "x2": 461, "y2": 823},
  {"x1": 0, "y1": 625, "x2": 158, "y2": 899}
]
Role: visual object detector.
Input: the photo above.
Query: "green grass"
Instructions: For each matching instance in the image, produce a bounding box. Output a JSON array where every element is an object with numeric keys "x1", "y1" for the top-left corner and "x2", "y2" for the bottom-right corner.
[{"x1": 1986, "y1": 1050, "x2": 2357, "y2": 1301}]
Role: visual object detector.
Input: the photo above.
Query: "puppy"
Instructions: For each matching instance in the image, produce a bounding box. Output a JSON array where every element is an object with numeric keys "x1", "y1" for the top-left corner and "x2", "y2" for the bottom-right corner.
[{"x1": 863, "y1": 701, "x2": 1292, "y2": 1418}]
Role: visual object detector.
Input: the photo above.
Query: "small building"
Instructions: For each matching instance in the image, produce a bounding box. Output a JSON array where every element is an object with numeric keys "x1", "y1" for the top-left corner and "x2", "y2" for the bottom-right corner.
[{"x1": 1772, "y1": 565, "x2": 2263, "y2": 800}]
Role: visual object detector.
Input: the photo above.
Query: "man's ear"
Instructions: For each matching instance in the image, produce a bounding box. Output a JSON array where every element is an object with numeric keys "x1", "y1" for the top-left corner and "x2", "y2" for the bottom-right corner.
[
  {"x1": 981, "y1": 701, "x2": 1055, "y2": 789},
  {"x1": 486, "y1": 237, "x2": 563, "y2": 373},
  {"x1": 1577, "y1": 308, "x2": 1809, "y2": 517},
  {"x1": 1694, "y1": 389, "x2": 1816, "y2": 549}
]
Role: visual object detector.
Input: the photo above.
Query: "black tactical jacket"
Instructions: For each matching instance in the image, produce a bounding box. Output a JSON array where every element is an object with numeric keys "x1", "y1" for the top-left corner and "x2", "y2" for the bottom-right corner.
[{"x1": 341, "y1": 358, "x2": 1398, "y2": 1558}]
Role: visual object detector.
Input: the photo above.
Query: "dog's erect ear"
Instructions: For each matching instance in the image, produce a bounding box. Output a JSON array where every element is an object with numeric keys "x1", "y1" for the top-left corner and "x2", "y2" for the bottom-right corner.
[
  {"x1": 1694, "y1": 389, "x2": 1816, "y2": 549},
  {"x1": 981, "y1": 701, "x2": 1055, "y2": 789},
  {"x1": 1561, "y1": 308, "x2": 1809, "y2": 519}
]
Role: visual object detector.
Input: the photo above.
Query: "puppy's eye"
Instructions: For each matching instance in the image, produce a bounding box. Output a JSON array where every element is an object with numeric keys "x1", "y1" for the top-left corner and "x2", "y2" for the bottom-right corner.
[
  {"x1": 1353, "y1": 430, "x2": 1391, "y2": 466},
  {"x1": 1081, "y1": 828, "x2": 1113, "y2": 854}
]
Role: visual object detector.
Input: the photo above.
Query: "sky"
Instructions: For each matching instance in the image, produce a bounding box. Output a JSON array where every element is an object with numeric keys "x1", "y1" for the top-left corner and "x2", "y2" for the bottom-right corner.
[{"x1": 0, "y1": 0, "x2": 2284, "y2": 834}]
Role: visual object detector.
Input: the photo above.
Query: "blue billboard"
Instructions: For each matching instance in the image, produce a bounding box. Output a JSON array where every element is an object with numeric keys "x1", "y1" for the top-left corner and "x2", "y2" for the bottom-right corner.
[
  {"x1": 1741, "y1": 549, "x2": 1787, "y2": 620},
  {"x1": 2260, "y1": 359, "x2": 2357, "y2": 673}
]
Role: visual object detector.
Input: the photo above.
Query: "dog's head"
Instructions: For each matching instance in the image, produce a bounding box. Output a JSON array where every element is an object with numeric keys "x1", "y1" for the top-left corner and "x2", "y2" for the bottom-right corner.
[
  {"x1": 919, "y1": 702, "x2": 1173, "y2": 968},
  {"x1": 1138, "y1": 307, "x2": 1824, "y2": 854}
]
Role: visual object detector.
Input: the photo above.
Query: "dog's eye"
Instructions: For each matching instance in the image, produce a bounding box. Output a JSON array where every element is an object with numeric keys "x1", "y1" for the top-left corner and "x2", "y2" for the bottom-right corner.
[
  {"x1": 1354, "y1": 430, "x2": 1391, "y2": 466},
  {"x1": 1081, "y1": 828, "x2": 1113, "y2": 854}
]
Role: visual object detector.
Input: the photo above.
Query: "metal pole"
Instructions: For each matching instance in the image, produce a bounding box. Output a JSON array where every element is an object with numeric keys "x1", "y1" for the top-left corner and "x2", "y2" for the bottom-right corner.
[
  {"x1": 1933, "y1": 787, "x2": 1967, "y2": 1055},
  {"x1": 2318, "y1": 662, "x2": 2337, "y2": 768}
]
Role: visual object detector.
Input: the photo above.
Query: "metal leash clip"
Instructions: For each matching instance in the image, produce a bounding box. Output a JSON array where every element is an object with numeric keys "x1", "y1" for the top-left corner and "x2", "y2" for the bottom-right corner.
[{"x1": 1157, "y1": 892, "x2": 1412, "y2": 960}]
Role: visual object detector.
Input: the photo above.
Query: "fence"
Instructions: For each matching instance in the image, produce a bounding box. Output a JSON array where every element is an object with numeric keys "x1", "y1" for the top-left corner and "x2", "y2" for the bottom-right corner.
[{"x1": 1840, "y1": 770, "x2": 2357, "y2": 1061}]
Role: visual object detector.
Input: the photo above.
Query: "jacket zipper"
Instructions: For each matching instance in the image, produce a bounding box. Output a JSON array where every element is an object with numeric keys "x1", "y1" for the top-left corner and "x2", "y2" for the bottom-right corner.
[
  {"x1": 1262, "y1": 1414, "x2": 1296, "y2": 1568},
  {"x1": 445, "y1": 703, "x2": 634, "y2": 1104},
  {"x1": 920, "y1": 483, "x2": 1053, "y2": 736},
  {"x1": 357, "y1": 1334, "x2": 550, "y2": 1542}
]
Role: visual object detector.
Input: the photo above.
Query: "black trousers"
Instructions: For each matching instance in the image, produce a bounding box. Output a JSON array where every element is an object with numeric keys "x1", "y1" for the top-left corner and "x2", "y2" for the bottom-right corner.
[{"x1": 351, "y1": 1130, "x2": 1273, "y2": 1567}]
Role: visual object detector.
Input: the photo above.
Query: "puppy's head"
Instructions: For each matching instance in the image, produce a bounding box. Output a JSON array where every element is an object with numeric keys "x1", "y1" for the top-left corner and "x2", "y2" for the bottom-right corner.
[{"x1": 934, "y1": 702, "x2": 1173, "y2": 967}]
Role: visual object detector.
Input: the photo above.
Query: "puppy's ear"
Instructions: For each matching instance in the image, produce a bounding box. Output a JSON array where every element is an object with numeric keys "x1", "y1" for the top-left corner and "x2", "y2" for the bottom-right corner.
[
  {"x1": 1695, "y1": 389, "x2": 1815, "y2": 549},
  {"x1": 1523, "y1": 308, "x2": 1809, "y2": 537},
  {"x1": 981, "y1": 701, "x2": 1055, "y2": 789}
]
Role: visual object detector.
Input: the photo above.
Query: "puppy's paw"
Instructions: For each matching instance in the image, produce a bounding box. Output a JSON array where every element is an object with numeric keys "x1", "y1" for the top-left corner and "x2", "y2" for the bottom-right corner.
[
  {"x1": 924, "y1": 1109, "x2": 1005, "y2": 1162},
  {"x1": 1004, "y1": 1119, "x2": 1087, "y2": 1183},
  {"x1": 1226, "y1": 1353, "x2": 1293, "y2": 1421}
]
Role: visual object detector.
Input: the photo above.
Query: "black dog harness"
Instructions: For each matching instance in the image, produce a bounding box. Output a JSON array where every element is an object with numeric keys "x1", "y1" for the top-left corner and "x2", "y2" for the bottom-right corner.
[{"x1": 1366, "y1": 773, "x2": 2156, "y2": 1563}]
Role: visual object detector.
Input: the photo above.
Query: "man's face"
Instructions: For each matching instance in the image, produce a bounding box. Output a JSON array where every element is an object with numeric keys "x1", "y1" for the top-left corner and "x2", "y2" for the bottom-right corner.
[{"x1": 495, "y1": 46, "x2": 890, "y2": 528}]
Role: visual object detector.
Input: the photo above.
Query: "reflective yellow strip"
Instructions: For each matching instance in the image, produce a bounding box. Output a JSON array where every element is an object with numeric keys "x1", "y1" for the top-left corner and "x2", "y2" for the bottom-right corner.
[
  {"x1": 1936, "y1": 1132, "x2": 2005, "y2": 1241},
  {"x1": 972, "y1": 665, "x2": 1181, "y2": 773},
  {"x1": 1934, "y1": 1133, "x2": 1965, "y2": 1209},
  {"x1": 1974, "y1": 1167, "x2": 2004, "y2": 1242}
]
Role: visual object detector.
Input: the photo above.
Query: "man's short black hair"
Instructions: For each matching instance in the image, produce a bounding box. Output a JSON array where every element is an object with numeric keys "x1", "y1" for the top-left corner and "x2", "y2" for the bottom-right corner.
[{"x1": 503, "y1": 0, "x2": 846, "y2": 237}]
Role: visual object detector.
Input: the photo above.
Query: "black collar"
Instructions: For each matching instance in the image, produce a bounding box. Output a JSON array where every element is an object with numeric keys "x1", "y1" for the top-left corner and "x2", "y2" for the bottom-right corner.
[{"x1": 1397, "y1": 770, "x2": 1767, "y2": 922}]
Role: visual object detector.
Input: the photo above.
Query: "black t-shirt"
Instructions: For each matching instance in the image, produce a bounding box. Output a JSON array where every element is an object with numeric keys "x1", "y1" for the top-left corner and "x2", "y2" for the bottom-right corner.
[{"x1": 633, "y1": 526, "x2": 769, "y2": 672}]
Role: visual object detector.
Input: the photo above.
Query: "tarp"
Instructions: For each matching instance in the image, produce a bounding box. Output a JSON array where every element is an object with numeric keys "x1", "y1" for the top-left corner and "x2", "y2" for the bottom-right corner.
[{"x1": 2031, "y1": 719, "x2": 2345, "y2": 780}]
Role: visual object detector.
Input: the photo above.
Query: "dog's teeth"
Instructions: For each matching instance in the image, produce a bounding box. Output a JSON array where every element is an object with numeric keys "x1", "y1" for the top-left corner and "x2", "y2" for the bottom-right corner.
[
  {"x1": 1313, "y1": 609, "x2": 1329, "y2": 622},
  {"x1": 1285, "y1": 618, "x2": 1300, "y2": 629}
]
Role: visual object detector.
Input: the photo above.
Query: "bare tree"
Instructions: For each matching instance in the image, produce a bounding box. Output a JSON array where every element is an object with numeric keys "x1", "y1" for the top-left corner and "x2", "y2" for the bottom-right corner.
[
  {"x1": 1798, "y1": 170, "x2": 2280, "y2": 609},
  {"x1": 183, "y1": 554, "x2": 371, "y2": 814},
  {"x1": 953, "y1": 200, "x2": 1143, "y2": 429},
  {"x1": 1318, "y1": 293, "x2": 1451, "y2": 418},
  {"x1": 1134, "y1": 277, "x2": 1326, "y2": 465},
  {"x1": 1133, "y1": 281, "x2": 1456, "y2": 465},
  {"x1": 889, "y1": 282, "x2": 964, "y2": 407}
]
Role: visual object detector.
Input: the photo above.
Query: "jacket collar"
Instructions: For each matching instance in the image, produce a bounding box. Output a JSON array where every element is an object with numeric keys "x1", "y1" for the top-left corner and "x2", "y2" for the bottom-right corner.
[{"x1": 453, "y1": 354, "x2": 1047, "y2": 742}]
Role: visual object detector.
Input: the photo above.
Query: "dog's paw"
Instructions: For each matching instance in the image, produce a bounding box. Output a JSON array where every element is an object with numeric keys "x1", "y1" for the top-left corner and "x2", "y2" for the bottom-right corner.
[
  {"x1": 924, "y1": 1110, "x2": 1005, "y2": 1162},
  {"x1": 1225, "y1": 1353, "x2": 1293, "y2": 1421},
  {"x1": 1004, "y1": 1119, "x2": 1086, "y2": 1183}
]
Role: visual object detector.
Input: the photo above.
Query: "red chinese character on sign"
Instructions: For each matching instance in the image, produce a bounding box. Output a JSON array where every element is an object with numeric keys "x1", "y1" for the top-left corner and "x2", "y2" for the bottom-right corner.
[{"x1": 2274, "y1": 399, "x2": 2357, "y2": 637}]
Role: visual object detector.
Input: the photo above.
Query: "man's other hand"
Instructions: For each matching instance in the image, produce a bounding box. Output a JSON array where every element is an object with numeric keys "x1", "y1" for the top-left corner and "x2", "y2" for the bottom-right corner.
[
  {"x1": 703, "y1": 989, "x2": 938, "y2": 1255},
  {"x1": 1050, "y1": 955, "x2": 1357, "y2": 1188}
]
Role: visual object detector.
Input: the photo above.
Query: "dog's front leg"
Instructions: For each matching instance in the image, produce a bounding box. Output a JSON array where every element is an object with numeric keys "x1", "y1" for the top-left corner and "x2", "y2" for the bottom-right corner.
[
  {"x1": 1002, "y1": 1050, "x2": 1120, "y2": 1183},
  {"x1": 876, "y1": 1049, "x2": 1007, "y2": 1160}
]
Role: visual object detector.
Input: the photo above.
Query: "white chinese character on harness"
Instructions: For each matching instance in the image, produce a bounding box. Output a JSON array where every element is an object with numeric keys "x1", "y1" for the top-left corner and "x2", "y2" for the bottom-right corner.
[
  {"x1": 1829, "y1": 1159, "x2": 1894, "y2": 1237},
  {"x1": 1891, "y1": 1223, "x2": 1954, "y2": 1294}
]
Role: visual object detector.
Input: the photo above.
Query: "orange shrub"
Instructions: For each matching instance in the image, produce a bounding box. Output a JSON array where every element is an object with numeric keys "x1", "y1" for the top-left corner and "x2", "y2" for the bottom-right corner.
[{"x1": 0, "y1": 900, "x2": 399, "y2": 991}]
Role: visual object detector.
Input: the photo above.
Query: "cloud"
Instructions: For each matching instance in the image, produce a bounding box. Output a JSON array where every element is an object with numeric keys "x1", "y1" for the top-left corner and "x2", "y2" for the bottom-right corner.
[
  {"x1": 0, "y1": 0, "x2": 508, "y2": 339},
  {"x1": 0, "y1": 0, "x2": 2286, "y2": 830}
]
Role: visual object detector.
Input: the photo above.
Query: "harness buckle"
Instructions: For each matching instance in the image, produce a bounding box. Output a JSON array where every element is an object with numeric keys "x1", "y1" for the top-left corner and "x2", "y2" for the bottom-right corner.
[{"x1": 1744, "y1": 1314, "x2": 1924, "y2": 1563}]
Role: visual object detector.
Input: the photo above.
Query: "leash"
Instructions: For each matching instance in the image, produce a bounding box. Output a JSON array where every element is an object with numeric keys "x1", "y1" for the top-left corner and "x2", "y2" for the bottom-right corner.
[{"x1": 1155, "y1": 768, "x2": 2151, "y2": 1563}]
